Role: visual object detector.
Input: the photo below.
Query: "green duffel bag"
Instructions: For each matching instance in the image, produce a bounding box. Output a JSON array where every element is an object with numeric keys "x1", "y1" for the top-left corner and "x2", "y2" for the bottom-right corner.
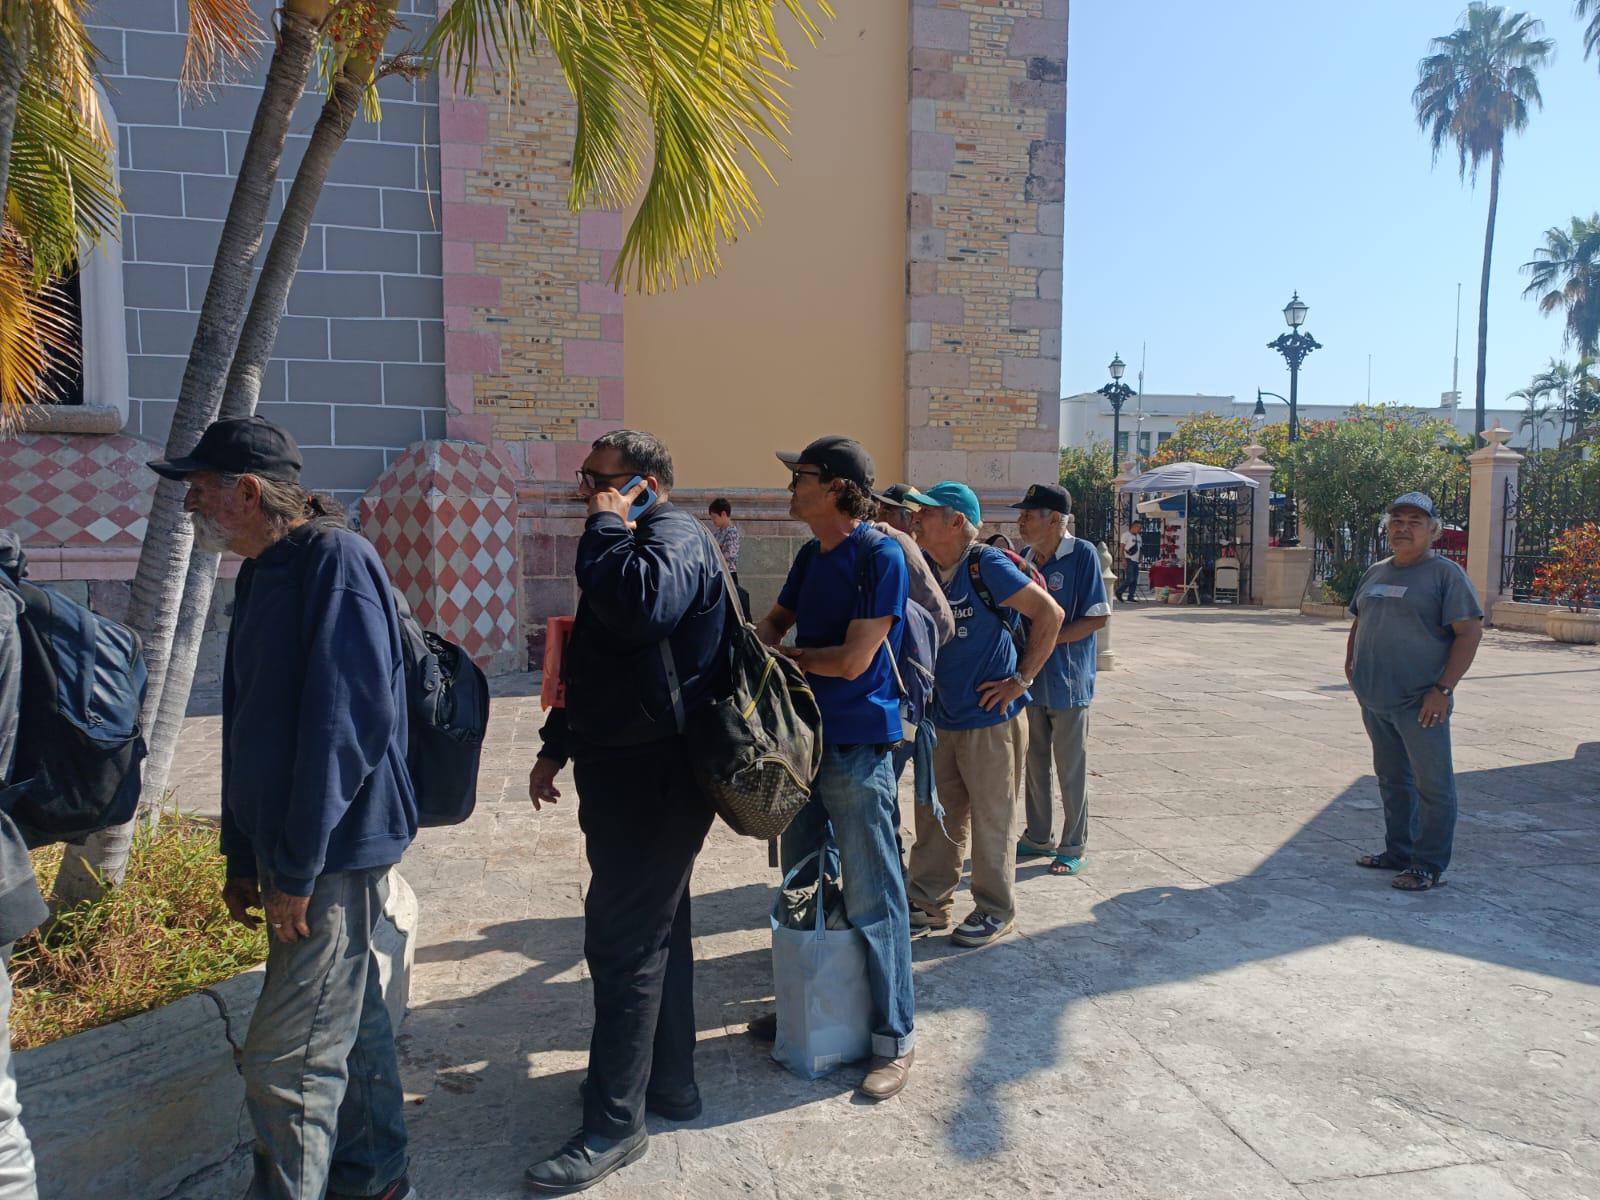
[{"x1": 663, "y1": 539, "x2": 823, "y2": 841}]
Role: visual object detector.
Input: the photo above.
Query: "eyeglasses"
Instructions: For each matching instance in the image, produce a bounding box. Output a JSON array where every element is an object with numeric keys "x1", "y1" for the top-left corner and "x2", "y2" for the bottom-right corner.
[{"x1": 575, "y1": 468, "x2": 636, "y2": 490}]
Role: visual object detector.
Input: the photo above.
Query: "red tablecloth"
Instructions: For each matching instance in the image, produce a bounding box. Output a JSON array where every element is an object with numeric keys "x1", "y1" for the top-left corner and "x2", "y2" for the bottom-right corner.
[{"x1": 1147, "y1": 564, "x2": 1184, "y2": 589}]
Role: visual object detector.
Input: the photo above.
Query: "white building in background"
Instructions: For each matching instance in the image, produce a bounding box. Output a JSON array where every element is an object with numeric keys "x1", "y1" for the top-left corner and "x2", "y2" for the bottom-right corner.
[{"x1": 1059, "y1": 390, "x2": 1565, "y2": 461}]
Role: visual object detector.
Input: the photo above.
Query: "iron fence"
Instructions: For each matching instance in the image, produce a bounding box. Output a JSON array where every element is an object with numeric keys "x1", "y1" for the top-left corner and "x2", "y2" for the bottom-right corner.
[
  {"x1": 1501, "y1": 460, "x2": 1600, "y2": 601},
  {"x1": 1070, "y1": 488, "x2": 1115, "y2": 549}
]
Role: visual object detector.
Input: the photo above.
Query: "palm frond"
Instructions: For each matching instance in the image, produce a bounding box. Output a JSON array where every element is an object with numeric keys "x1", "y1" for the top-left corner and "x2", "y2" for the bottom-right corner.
[
  {"x1": 425, "y1": 0, "x2": 833, "y2": 294},
  {"x1": 180, "y1": 0, "x2": 263, "y2": 92},
  {"x1": 2, "y1": 0, "x2": 105, "y2": 137},
  {"x1": 1576, "y1": 0, "x2": 1600, "y2": 65},
  {"x1": 1412, "y1": 3, "x2": 1553, "y2": 182},
  {"x1": 317, "y1": 0, "x2": 402, "y2": 123},
  {"x1": 0, "y1": 224, "x2": 78, "y2": 424},
  {"x1": 4, "y1": 78, "x2": 121, "y2": 281},
  {"x1": 1520, "y1": 214, "x2": 1600, "y2": 357}
]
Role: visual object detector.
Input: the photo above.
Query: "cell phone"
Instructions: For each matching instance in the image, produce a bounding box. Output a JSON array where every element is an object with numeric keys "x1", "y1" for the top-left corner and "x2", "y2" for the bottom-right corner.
[{"x1": 622, "y1": 475, "x2": 657, "y2": 520}]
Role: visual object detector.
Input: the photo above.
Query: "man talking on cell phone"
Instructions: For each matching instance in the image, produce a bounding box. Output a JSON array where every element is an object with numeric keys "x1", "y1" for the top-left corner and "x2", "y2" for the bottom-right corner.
[{"x1": 524, "y1": 430, "x2": 729, "y2": 1195}]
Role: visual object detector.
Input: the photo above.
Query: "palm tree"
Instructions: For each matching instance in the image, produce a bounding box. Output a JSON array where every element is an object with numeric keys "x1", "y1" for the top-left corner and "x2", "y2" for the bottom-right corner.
[
  {"x1": 1414, "y1": 3, "x2": 1554, "y2": 438},
  {"x1": 68, "y1": 0, "x2": 836, "y2": 899},
  {"x1": 1521, "y1": 357, "x2": 1600, "y2": 448},
  {"x1": 1521, "y1": 214, "x2": 1600, "y2": 358},
  {"x1": 1509, "y1": 384, "x2": 1554, "y2": 451},
  {"x1": 1578, "y1": 1, "x2": 1600, "y2": 70},
  {"x1": 0, "y1": 0, "x2": 116, "y2": 421}
]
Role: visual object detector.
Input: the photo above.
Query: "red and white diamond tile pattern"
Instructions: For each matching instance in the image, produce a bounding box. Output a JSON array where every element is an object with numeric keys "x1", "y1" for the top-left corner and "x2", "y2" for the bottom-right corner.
[
  {"x1": 360, "y1": 441, "x2": 521, "y2": 671},
  {"x1": 0, "y1": 433, "x2": 155, "y2": 547}
]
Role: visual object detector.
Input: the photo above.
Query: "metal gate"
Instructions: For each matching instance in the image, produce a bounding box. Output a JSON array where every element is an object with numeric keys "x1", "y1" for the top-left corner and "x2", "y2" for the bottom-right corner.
[{"x1": 1184, "y1": 487, "x2": 1253, "y2": 603}]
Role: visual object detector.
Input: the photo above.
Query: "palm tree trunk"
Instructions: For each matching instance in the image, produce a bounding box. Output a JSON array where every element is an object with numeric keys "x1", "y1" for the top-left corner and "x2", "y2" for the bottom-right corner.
[
  {"x1": 1473, "y1": 144, "x2": 1502, "y2": 440},
  {"x1": 141, "y1": 71, "x2": 369, "y2": 802},
  {"x1": 0, "y1": 22, "x2": 26, "y2": 217},
  {"x1": 54, "y1": 7, "x2": 325, "y2": 905}
]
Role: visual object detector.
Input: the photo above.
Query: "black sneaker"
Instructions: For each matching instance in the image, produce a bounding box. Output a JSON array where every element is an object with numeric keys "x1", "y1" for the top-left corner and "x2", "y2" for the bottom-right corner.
[
  {"x1": 746, "y1": 1012, "x2": 777, "y2": 1042},
  {"x1": 525, "y1": 1129, "x2": 648, "y2": 1194}
]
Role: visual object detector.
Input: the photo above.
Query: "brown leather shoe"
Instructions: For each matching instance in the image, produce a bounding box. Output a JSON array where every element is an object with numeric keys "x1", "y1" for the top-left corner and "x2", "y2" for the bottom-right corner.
[{"x1": 857, "y1": 1050, "x2": 914, "y2": 1101}]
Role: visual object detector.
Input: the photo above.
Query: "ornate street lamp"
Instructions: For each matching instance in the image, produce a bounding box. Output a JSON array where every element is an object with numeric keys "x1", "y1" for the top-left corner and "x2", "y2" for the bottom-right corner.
[
  {"x1": 1097, "y1": 353, "x2": 1135, "y2": 471},
  {"x1": 1266, "y1": 293, "x2": 1322, "y2": 545}
]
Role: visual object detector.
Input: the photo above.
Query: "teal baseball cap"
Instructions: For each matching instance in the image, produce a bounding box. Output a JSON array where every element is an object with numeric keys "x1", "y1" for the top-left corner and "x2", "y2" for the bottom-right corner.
[{"x1": 903, "y1": 480, "x2": 981, "y2": 527}]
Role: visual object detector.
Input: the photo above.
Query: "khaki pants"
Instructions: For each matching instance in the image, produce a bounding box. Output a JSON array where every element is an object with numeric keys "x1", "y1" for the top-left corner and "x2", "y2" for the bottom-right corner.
[
  {"x1": 908, "y1": 717, "x2": 1027, "y2": 925},
  {"x1": 1021, "y1": 705, "x2": 1090, "y2": 857}
]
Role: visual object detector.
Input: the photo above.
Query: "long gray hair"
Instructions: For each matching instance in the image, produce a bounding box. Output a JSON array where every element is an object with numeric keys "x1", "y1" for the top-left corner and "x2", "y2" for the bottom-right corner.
[{"x1": 219, "y1": 473, "x2": 343, "y2": 537}]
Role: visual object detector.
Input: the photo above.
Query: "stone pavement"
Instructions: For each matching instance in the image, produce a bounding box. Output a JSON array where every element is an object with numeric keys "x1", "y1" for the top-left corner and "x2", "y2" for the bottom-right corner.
[{"x1": 169, "y1": 607, "x2": 1600, "y2": 1199}]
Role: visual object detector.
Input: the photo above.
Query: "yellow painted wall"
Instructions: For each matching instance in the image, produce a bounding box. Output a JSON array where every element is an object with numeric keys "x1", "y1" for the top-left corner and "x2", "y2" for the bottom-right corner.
[{"x1": 623, "y1": 4, "x2": 907, "y2": 490}]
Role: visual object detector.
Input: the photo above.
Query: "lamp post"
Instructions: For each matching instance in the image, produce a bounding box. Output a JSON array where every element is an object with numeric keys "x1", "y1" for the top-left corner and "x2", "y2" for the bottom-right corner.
[
  {"x1": 1097, "y1": 353, "x2": 1135, "y2": 471},
  {"x1": 1266, "y1": 293, "x2": 1321, "y2": 546}
]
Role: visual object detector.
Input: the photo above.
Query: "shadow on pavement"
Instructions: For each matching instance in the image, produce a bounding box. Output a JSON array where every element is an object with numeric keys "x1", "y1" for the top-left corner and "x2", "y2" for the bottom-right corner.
[{"x1": 401, "y1": 743, "x2": 1599, "y2": 1166}]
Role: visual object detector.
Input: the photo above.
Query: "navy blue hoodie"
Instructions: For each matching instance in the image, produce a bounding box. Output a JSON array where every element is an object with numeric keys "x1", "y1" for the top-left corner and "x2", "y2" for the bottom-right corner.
[{"x1": 221, "y1": 522, "x2": 416, "y2": 896}]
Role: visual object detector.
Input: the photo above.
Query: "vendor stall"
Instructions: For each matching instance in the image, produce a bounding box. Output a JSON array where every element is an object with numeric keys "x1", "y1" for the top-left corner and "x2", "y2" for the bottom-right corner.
[{"x1": 1119, "y1": 461, "x2": 1259, "y2": 603}]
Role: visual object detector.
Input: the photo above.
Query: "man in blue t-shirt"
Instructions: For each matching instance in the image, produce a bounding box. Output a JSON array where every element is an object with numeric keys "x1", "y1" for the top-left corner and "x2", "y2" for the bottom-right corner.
[
  {"x1": 1012, "y1": 483, "x2": 1110, "y2": 878},
  {"x1": 902, "y1": 482, "x2": 1063, "y2": 949},
  {"x1": 753, "y1": 436, "x2": 917, "y2": 1101}
]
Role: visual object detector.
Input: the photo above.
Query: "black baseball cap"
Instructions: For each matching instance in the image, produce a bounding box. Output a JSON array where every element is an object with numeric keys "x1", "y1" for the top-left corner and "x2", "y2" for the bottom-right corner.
[
  {"x1": 1010, "y1": 482, "x2": 1072, "y2": 514},
  {"x1": 149, "y1": 415, "x2": 304, "y2": 483},
  {"x1": 776, "y1": 436, "x2": 875, "y2": 490},
  {"x1": 875, "y1": 483, "x2": 921, "y2": 510}
]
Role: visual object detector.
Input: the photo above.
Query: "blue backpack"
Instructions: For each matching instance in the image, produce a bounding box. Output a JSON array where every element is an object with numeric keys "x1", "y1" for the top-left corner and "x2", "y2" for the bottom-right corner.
[{"x1": 0, "y1": 557, "x2": 147, "y2": 844}]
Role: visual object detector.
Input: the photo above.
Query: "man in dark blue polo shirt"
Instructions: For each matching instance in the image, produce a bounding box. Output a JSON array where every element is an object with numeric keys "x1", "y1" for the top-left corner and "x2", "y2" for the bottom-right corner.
[{"x1": 754, "y1": 436, "x2": 916, "y2": 1101}]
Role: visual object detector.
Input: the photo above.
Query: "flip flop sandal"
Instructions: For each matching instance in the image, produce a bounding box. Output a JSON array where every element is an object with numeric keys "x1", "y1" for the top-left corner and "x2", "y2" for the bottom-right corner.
[
  {"x1": 1049, "y1": 855, "x2": 1083, "y2": 876},
  {"x1": 1391, "y1": 867, "x2": 1444, "y2": 891},
  {"x1": 1356, "y1": 852, "x2": 1406, "y2": 870}
]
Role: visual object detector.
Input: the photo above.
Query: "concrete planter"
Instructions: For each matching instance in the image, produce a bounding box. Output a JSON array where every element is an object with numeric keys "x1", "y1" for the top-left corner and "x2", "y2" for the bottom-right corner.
[
  {"x1": 1546, "y1": 608, "x2": 1600, "y2": 645},
  {"x1": 1300, "y1": 601, "x2": 1350, "y2": 620},
  {"x1": 15, "y1": 869, "x2": 417, "y2": 1200}
]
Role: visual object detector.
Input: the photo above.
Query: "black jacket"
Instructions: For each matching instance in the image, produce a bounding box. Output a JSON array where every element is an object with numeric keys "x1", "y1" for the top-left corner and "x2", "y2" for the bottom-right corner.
[{"x1": 539, "y1": 503, "x2": 728, "y2": 764}]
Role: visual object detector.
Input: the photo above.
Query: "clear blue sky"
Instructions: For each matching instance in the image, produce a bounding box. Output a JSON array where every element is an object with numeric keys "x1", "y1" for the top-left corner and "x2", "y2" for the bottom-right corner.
[{"x1": 1062, "y1": 0, "x2": 1600, "y2": 420}]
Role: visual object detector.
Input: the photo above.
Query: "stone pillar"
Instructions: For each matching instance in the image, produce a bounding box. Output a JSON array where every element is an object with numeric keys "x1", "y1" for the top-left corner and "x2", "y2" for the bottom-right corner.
[
  {"x1": 359, "y1": 440, "x2": 524, "y2": 674},
  {"x1": 903, "y1": 0, "x2": 1067, "y2": 501},
  {"x1": 1232, "y1": 444, "x2": 1275, "y2": 605},
  {"x1": 1466, "y1": 423, "x2": 1524, "y2": 617},
  {"x1": 1096, "y1": 539, "x2": 1116, "y2": 671}
]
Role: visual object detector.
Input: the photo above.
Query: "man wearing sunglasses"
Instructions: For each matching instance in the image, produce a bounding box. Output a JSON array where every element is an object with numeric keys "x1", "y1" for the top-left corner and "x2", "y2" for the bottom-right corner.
[
  {"x1": 525, "y1": 430, "x2": 729, "y2": 1194},
  {"x1": 747, "y1": 436, "x2": 917, "y2": 1101}
]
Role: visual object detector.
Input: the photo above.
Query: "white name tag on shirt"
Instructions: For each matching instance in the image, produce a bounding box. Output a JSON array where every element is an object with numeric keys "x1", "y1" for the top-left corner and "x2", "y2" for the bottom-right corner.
[{"x1": 1367, "y1": 584, "x2": 1409, "y2": 599}]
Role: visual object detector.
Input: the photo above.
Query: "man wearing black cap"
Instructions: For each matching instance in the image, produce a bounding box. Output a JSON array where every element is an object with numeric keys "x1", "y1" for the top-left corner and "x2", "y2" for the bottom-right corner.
[
  {"x1": 874, "y1": 484, "x2": 922, "y2": 538},
  {"x1": 753, "y1": 436, "x2": 917, "y2": 1100},
  {"x1": 151, "y1": 416, "x2": 419, "y2": 1200},
  {"x1": 1346, "y1": 492, "x2": 1483, "y2": 893},
  {"x1": 1012, "y1": 484, "x2": 1109, "y2": 877}
]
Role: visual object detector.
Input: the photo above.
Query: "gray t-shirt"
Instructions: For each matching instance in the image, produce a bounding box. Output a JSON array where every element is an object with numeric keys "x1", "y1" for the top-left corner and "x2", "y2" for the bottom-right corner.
[{"x1": 1348, "y1": 554, "x2": 1483, "y2": 713}]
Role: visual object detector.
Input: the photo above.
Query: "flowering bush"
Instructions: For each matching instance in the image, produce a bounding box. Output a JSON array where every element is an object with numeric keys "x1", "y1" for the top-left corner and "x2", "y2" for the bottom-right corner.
[{"x1": 1533, "y1": 522, "x2": 1600, "y2": 612}]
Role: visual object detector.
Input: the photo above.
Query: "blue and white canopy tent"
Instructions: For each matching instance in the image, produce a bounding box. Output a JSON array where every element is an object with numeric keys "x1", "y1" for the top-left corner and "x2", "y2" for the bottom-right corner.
[{"x1": 1119, "y1": 462, "x2": 1259, "y2": 598}]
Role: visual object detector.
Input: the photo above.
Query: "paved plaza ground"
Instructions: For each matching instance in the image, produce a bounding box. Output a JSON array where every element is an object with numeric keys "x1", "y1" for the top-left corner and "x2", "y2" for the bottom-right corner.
[{"x1": 173, "y1": 606, "x2": 1600, "y2": 1199}]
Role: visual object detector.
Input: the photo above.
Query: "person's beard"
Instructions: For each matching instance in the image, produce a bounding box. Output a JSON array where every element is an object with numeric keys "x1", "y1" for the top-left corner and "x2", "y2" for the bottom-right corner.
[{"x1": 190, "y1": 511, "x2": 235, "y2": 554}]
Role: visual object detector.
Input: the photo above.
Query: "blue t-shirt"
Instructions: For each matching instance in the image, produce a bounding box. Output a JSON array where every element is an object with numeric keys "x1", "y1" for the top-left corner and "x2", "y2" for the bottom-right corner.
[
  {"x1": 933, "y1": 546, "x2": 1033, "y2": 731},
  {"x1": 1026, "y1": 536, "x2": 1109, "y2": 711},
  {"x1": 778, "y1": 524, "x2": 908, "y2": 746}
]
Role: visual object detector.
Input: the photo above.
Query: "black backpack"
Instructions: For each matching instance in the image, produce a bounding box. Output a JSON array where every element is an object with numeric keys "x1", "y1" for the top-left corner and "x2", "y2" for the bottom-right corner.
[
  {"x1": 392, "y1": 589, "x2": 489, "y2": 827},
  {"x1": 0, "y1": 563, "x2": 147, "y2": 844}
]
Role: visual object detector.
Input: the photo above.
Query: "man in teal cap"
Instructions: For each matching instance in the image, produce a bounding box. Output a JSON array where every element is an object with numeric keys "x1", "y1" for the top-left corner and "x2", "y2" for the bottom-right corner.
[{"x1": 901, "y1": 481, "x2": 1063, "y2": 947}]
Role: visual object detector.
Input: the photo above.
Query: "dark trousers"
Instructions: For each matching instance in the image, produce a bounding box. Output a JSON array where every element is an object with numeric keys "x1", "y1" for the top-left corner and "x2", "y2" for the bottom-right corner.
[
  {"x1": 1117, "y1": 559, "x2": 1140, "y2": 601},
  {"x1": 573, "y1": 738, "x2": 714, "y2": 1139}
]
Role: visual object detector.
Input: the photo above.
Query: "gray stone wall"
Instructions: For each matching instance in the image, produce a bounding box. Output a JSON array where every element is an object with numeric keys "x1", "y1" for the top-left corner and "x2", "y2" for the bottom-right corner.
[{"x1": 92, "y1": 0, "x2": 444, "y2": 501}]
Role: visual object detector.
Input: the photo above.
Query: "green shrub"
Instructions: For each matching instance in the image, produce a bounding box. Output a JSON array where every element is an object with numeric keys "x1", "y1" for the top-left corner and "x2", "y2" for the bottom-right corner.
[
  {"x1": 1326, "y1": 560, "x2": 1367, "y2": 606},
  {"x1": 12, "y1": 815, "x2": 267, "y2": 1050}
]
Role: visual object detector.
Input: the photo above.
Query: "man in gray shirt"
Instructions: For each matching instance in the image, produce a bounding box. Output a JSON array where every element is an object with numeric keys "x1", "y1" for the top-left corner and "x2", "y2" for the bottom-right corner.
[{"x1": 1345, "y1": 493, "x2": 1483, "y2": 891}]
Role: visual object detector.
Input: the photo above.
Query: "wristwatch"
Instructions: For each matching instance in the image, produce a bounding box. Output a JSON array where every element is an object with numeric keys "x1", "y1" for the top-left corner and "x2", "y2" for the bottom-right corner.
[
  {"x1": 1010, "y1": 672, "x2": 1033, "y2": 689},
  {"x1": 1432, "y1": 683, "x2": 1453, "y2": 697}
]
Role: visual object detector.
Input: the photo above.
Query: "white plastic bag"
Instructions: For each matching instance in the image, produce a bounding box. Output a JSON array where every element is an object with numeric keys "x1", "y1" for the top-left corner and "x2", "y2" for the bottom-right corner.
[{"x1": 769, "y1": 845, "x2": 872, "y2": 1079}]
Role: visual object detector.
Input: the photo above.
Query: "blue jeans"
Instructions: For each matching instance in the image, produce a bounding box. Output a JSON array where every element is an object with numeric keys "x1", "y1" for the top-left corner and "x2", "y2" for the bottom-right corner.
[
  {"x1": 242, "y1": 868, "x2": 408, "y2": 1200},
  {"x1": 780, "y1": 744, "x2": 915, "y2": 1058},
  {"x1": 1361, "y1": 704, "x2": 1459, "y2": 877},
  {"x1": 0, "y1": 951, "x2": 36, "y2": 1200}
]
